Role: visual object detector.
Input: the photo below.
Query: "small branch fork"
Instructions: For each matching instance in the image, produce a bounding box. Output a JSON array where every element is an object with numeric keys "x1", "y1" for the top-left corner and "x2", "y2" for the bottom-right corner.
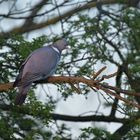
[{"x1": 0, "y1": 67, "x2": 140, "y2": 108}]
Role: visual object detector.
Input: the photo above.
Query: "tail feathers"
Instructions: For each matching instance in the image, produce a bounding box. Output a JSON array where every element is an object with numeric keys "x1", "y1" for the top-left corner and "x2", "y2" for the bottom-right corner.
[
  {"x1": 15, "y1": 93, "x2": 27, "y2": 105},
  {"x1": 15, "y1": 85, "x2": 31, "y2": 105}
]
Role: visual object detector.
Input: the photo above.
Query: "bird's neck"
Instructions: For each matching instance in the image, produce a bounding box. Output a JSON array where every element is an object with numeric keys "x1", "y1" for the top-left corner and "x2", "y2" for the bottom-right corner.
[{"x1": 52, "y1": 45, "x2": 61, "y2": 54}]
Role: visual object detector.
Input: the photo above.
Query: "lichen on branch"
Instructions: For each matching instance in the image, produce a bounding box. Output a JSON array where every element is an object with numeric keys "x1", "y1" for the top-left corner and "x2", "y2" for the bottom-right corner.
[{"x1": 0, "y1": 67, "x2": 140, "y2": 109}]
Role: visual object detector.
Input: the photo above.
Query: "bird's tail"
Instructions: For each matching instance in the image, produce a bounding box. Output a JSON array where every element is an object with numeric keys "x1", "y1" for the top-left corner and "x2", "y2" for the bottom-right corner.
[
  {"x1": 15, "y1": 85, "x2": 31, "y2": 105},
  {"x1": 15, "y1": 92, "x2": 27, "y2": 105}
]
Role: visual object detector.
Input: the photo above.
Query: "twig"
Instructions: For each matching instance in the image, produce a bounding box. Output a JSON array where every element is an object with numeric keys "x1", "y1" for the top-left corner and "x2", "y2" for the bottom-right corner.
[
  {"x1": 92, "y1": 66, "x2": 107, "y2": 79},
  {"x1": 0, "y1": 67, "x2": 140, "y2": 109},
  {"x1": 96, "y1": 71, "x2": 118, "y2": 83},
  {"x1": 100, "y1": 86, "x2": 140, "y2": 109},
  {"x1": 69, "y1": 83, "x2": 81, "y2": 94},
  {"x1": 102, "y1": 71, "x2": 118, "y2": 79},
  {"x1": 100, "y1": 83, "x2": 140, "y2": 97}
]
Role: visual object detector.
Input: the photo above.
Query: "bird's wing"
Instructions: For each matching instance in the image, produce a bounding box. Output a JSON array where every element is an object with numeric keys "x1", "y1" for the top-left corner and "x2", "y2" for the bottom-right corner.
[
  {"x1": 13, "y1": 51, "x2": 37, "y2": 87},
  {"x1": 16, "y1": 72, "x2": 42, "y2": 87},
  {"x1": 14, "y1": 46, "x2": 60, "y2": 87}
]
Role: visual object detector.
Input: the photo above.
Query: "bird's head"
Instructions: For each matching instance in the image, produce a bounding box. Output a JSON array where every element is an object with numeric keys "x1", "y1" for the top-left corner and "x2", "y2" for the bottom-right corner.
[{"x1": 54, "y1": 38, "x2": 69, "y2": 52}]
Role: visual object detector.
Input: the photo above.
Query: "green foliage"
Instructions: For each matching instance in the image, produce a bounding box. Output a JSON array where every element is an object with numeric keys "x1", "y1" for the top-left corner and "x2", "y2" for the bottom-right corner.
[
  {"x1": 0, "y1": 2, "x2": 140, "y2": 139},
  {"x1": 80, "y1": 127, "x2": 111, "y2": 139},
  {"x1": 122, "y1": 8, "x2": 140, "y2": 80},
  {"x1": 0, "y1": 34, "x2": 63, "y2": 139}
]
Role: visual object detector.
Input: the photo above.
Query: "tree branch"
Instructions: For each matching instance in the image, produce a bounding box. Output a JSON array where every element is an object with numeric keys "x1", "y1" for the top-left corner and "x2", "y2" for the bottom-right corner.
[
  {"x1": 52, "y1": 113, "x2": 127, "y2": 123},
  {"x1": 0, "y1": 103, "x2": 129, "y2": 123},
  {"x1": 1, "y1": 74, "x2": 140, "y2": 109},
  {"x1": 0, "y1": 0, "x2": 130, "y2": 37},
  {"x1": 112, "y1": 121, "x2": 136, "y2": 139},
  {"x1": 110, "y1": 65, "x2": 124, "y2": 117},
  {"x1": 22, "y1": 0, "x2": 48, "y2": 28}
]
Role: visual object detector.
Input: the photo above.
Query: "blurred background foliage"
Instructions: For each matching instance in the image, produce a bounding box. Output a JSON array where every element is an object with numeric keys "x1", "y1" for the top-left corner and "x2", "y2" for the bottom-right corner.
[{"x1": 0, "y1": 0, "x2": 140, "y2": 139}]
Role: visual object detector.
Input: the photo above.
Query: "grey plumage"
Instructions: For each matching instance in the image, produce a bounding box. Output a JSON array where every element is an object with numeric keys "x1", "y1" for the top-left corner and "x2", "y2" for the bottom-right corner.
[{"x1": 13, "y1": 38, "x2": 68, "y2": 105}]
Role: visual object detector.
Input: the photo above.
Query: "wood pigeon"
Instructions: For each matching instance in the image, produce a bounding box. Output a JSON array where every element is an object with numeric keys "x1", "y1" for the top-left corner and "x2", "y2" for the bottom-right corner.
[{"x1": 13, "y1": 38, "x2": 68, "y2": 105}]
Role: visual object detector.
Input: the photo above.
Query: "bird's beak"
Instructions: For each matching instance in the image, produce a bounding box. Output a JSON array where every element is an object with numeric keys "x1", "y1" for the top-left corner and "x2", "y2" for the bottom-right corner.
[
  {"x1": 63, "y1": 45, "x2": 71, "y2": 53},
  {"x1": 66, "y1": 45, "x2": 71, "y2": 49}
]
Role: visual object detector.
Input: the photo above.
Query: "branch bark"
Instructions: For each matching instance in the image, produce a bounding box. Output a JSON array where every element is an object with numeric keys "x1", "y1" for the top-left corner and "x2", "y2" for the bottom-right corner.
[
  {"x1": 52, "y1": 113, "x2": 127, "y2": 123},
  {"x1": 0, "y1": 103, "x2": 129, "y2": 123},
  {"x1": 0, "y1": 0, "x2": 131, "y2": 37},
  {"x1": 1, "y1": 75, "x2": 140, "y2": 109},
  {"x1": 112, "y1": 121, "x2": 136, "y2": 139}
]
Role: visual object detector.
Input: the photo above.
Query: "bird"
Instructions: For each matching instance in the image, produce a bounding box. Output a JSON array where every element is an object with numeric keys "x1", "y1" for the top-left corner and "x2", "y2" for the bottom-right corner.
[{"x1": 13, "y1": 38, "x2": 68, "y2": 105}]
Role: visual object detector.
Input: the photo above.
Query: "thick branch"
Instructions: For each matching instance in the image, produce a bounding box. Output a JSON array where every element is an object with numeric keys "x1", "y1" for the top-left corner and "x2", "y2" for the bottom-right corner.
[
  {"x1": 112, "y1": 121, "x2": 136, "y2": 139},
  {"x1": 0, "y1": 103, "x2": 129, "y2": 123},
  {"x1": 22, "y1": 0, "x2": 48, "y2": 28},
  {"x1": 110, "y1": 66, "x2": 123, "y2": 117},
  {"x1": 1, "y1": 75, "x2": 140, "y2": 109},
  {"x1": 52, "y1": 113, "x2": 127, "y2": 123},
  {"x1": 0, "y1": 0, "x2": 130, "y2": 36},
  {"x1": 0, "y1": 76, "x2": 98, "y2": 92}
]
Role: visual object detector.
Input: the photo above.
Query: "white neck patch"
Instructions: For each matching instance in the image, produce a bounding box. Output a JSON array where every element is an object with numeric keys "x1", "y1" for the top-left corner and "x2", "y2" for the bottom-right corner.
[{"x1": 52, "y1": 46, "x2": 60, "y2": 54}]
